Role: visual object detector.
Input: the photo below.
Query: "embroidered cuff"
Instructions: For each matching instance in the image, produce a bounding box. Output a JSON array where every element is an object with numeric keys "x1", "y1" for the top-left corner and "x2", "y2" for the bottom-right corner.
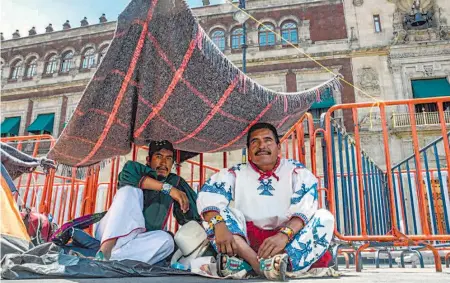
[
  {"x1": 291, "y1": 213, "x2": 310, "y2": 225},
  {"x1": 201, "y1": 206, "x2": 221, "y2": 215}
]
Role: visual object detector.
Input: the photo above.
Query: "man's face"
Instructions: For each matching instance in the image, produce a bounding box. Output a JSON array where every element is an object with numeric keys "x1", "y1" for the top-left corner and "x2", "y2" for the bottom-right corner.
[
  {"x1": 146, "y1": 148, "x2": 174, "y2": 177},
  {"x1": 248, "y1": 128, "x2": 280, "y2": 170}
]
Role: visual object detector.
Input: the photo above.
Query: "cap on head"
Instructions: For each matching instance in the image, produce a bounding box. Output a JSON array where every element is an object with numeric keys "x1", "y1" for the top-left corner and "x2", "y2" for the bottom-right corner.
[{"x1": 148, "y1": 140, "x2": 175, "y2": 157}]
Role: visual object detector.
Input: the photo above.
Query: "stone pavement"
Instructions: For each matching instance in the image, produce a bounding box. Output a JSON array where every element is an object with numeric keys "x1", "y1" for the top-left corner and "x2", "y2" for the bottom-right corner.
[{"x1": 10, "y1": 268, "x2": 450, "y2": 283}]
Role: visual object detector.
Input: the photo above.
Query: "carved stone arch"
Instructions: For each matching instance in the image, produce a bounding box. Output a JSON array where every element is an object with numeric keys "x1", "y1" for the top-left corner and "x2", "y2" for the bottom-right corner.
[
  {"x1": 228, "y1": 24, "x2": 243, "y2": 33},
  {"x1": 254, "y1": 18, "x2": 277, "y2": 30},
  {"x1": 43, "y1": 50, "x2": 59, "y2": 60},
  {"x1": 8, "y1": 55, "x2": 24, "y2": 66},
  {"x1": 98, "y1": 41, "x2": 111, "y2": 52},
  {"x1": 80, "y1": 43, "x2": 97, "y2": 55},
  {"x1": 60, "y1": 46, "x2": 76, "y2": 56},
  {"x1": 24, "y1": 52, "x2": 40, "y2": 63},
  {"x1": 278, "y1": 16, "x2": 300, "y2": 29},
  {"x1": 208, "y1": 24, "x2": 227, "y2": 36}
]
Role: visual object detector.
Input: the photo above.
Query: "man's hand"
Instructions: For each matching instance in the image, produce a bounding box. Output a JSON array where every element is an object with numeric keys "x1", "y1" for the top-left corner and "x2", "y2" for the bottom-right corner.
[
  {"x1": 214, "y1": 222, "x2": 238, "y2": 256},
  {"x1": 257, "y1": 233, "x2": 289, "y2": 259},
  {"x1": 169, "y1": 188, "x2": 189, "y2": 213}
]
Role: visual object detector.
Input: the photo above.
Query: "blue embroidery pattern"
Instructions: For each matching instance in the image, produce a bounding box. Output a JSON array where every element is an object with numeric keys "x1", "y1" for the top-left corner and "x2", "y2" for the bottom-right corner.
[
  {"x1": 257, "y1": 179, "x2": 275, "y2": 196},
  {"x1": 285, "y1": 240, "x2": 313, "y2": 270},
  {"x1": 201, "y1": 206, "x2": 221, "y2": 215},
  {"x1": 312, "y1": 218, "x2": 329, "y2": 248},
  {"x1": 292, "y1": 213, "x2": 309, "y2": 225},
  {"x1": 291, "y1": 183, "x2": 318, "y2": 204},
  {"x1": 288, "y1": 159, "x2": 305, "y2": 169},
  {"x1": 200, "y1": 180, "x2": 233, "y2": 201},
  {"x1": 229, "y1": 164, "x2": 242, "y2": 173},
  {"x1": 223, "y1": 208, "x2": 245, "y2": 237}
]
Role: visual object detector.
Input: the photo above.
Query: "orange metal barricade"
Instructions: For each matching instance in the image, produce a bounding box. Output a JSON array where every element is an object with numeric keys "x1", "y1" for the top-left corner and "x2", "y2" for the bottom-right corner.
[{"x1": 3, "y1": 97, "x2": 449, "y2": 272}]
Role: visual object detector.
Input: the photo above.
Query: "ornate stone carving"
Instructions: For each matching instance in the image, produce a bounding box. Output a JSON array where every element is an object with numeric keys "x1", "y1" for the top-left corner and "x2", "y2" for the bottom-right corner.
[
  {"x1": 387, "y1": 0, "x2": 434, "y2": 13},
  {"x1": 389, "y1": 0, "x2": 445, "y2": 44},
  {"x1": 353, "y1": 0, "x2": 364, "y2": 7},
  {"x1": 357, "y1": 67, "x2": 380, "y2": 93},
  {"x1": 423, "y1": 65, "x2": 434, "y2": 76},
  {"x1": 299, "y1": 20, "x2": 312, "y2": 44},
  {"x1": 390, "y1": 48, "x2": 450, "y2": 59}
]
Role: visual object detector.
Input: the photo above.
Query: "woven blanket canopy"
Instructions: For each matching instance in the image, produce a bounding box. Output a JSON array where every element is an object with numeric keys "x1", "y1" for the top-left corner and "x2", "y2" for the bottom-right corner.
[{"x1": 48, "y1": 0, "x2": 340, "y2": 169}]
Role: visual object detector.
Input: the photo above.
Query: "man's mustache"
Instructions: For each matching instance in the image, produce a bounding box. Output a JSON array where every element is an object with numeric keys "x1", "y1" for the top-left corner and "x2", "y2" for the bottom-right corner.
[
  {"x1": 156, "y1": 166, "x2": 168, "y2": 171},
  {"x1": 255, "y1": 150, "x2": 271, "y2": 156}
]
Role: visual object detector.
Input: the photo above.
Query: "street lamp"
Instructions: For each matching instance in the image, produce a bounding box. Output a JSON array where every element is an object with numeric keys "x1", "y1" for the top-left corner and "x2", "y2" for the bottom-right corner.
[{"x1": 233, "y1": 0, "x2": 250, "y2": 163}]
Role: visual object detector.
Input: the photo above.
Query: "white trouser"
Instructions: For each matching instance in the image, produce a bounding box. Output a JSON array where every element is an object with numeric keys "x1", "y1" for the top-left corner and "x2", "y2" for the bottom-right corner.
[{"x1": 95, "y1": 185, "x2": 174, "y2": 264}]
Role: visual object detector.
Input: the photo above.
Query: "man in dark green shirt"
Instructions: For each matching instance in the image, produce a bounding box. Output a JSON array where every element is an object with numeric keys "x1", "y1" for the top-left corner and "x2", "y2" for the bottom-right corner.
[{"x1": 94, "y1": 141, "x2": 200, "y2": 263}]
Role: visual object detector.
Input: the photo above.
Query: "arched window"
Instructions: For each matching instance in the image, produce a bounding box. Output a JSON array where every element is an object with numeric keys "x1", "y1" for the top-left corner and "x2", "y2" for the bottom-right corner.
[
  {"x1": 9, "y1": 59, "x2": 23, "y2": 80},
  {"x1": 24, "y1": 57, "x2": 38, "y2": 78},
  {"x1": 45, "y1": 54, "x2": 58, "y2": 74},
  {"x1": 281, "y1": 21, "x2": 298, "y2": 45},
  {"x1": 211, "y1": 29, "x2": 225, "y2": 51},
  {"x1": 60, "y1": 51, "x2": 73, "y2": 73},
  {"x1": 81, "y1": 48, "x2": 95, "y2": 69},
  {"x1": 259, "y1": 23, "x2": 276, "y2": 47},
  {"x1": 231, "y1": 27, "x2": 244, "y2": 50},
  {"x1": 98, "y1": 45, "x2": 108, "y2": 65}
]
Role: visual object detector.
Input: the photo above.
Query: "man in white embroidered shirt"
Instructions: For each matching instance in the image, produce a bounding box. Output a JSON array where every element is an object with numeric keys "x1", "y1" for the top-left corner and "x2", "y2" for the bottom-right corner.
[{"x1": 197, "y1": 122, "x2": 334, "y2": 281}]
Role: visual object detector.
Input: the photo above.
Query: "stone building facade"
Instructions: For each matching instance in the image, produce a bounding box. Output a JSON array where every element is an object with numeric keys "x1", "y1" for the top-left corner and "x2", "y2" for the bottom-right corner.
[{"x1": 1, "y1": 0, "x2": 449, "y2": 176}]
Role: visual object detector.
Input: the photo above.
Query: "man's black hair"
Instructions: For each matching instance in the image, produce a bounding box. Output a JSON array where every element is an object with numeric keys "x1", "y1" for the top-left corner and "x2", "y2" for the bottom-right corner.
[{"x1": 246, "y1": 122, "x2": 280, "y2": 148}]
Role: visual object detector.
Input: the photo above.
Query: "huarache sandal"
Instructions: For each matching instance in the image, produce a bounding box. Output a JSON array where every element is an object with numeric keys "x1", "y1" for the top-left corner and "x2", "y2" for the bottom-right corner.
[
  {"x1": 216, "y1": 253, "x2": 252, "y2": 277},
  {"x1": 259, "y1": 253, "x2": 289, "y2": 281}
]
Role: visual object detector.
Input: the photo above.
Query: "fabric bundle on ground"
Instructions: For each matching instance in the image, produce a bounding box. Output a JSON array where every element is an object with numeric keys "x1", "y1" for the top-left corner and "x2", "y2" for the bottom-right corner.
[
  {"x1": 1, "y1": 243, "x2": 193, "y2": 280},
  {"x1": 47, "y1": 0, "x2": 340, "y2": 170}
]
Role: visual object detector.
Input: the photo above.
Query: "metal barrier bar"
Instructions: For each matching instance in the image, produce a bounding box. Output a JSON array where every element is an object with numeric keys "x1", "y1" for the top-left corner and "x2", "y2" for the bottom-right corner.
[
  {"x1": 362, "y1": 155, "x2": 372, "y2": 234},
  {"x1": 433, "y1": 144, "x2": 450, "y2": 233},
  {"x1": 396, "y1": 168, "x2": 408, "y2": 234},
  {"x1": 408, "y1": 104, "x2": 430, "y2": 235},
  {"x1": 344, "y1": 136, "x2": 355, "y2": 235},
  {"x1": 337, "y1": 129, "x2": 349, "y2": 234},
  {"x1": 352, "y1": 108, "x2": 366, "y2": 236},
  {"x1": 405, "y1": 161, "x2": 419, "y2": 234},
  {"x1": 324, "y1": 97, "x2": 450, "y2": 242},
  {"x1": 351, "y1": 145, "x2": 361, "y2": 235},
  {"x1": 330, "y1": 122, "x2": 341, "y2": 230},
  {"x1": 423, "y1": 150, "x2": 438, "y2": 235}
]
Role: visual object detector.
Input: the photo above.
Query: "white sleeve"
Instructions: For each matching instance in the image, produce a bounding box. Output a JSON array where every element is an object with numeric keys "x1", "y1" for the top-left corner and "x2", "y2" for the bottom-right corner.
[
  {"x1": 197, "y1": 168, "x2": 235, "y2": 217},
  {"x1": 287, "y1": 167, "x2": 319, "y2": 225}
]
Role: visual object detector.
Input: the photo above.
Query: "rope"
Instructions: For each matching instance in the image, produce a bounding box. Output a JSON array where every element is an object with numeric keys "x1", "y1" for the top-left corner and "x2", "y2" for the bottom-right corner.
[{"x1": 224, "y1": 0, "x2": 385, "y2": 128}]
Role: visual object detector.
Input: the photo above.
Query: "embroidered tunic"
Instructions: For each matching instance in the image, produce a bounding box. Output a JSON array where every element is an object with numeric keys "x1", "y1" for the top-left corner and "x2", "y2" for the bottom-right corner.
[
  {"x1": 197, "y1": 159, "x2": 318, "y2": 230},
  {"x1": 197, "y1": 159, "x2": 334, "y2": 273}
]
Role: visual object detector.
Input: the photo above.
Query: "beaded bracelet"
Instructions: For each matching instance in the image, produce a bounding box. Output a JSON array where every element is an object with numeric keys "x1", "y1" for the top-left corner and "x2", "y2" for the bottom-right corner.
[
  {"x1": 279, "y1": 226, "x2": 295, "y2": 242},
  {"x1": 208, "y1": 215, "x2": 225, "y2": 230}
]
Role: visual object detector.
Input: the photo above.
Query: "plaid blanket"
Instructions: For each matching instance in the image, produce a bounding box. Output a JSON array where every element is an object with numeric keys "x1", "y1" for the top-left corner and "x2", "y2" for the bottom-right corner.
[{"x1": 48, "y1": 0, "x2": 340, "y2": 169}]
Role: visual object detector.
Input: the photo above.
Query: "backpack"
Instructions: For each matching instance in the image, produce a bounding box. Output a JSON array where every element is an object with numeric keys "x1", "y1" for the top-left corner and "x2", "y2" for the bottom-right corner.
[{"x1": 20, "y1": 208, "x2": 57, "y2": 246}]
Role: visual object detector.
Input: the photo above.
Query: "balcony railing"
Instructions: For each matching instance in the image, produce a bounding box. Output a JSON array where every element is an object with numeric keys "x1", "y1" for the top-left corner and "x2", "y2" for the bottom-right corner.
[{"x1": 392, "y1": 111, "x2": 450, "y2": 128}]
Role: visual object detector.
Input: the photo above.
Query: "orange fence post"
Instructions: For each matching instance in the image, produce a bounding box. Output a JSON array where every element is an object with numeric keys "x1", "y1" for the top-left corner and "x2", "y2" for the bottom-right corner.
[
  {"x1": 223, "y1": 152, "x2": 228, "y2": 168},
  {"x1": 407, "y1": 103, "x2": 430, "y2": 235},
  {"x1": 199, "y1": 153, "x2": 204, "y2": 188},
  {"x1": 437, "y1": 102, "x2": 450, "y2": 186},
  {"x1": 351, "y1": 108, "x2": 367, "y2": 236}
]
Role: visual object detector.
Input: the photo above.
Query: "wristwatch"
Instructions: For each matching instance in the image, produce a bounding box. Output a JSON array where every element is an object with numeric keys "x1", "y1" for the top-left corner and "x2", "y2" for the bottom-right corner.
[{"x1": 161, "y1": 182, "x2": 172, "y2": 195}]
